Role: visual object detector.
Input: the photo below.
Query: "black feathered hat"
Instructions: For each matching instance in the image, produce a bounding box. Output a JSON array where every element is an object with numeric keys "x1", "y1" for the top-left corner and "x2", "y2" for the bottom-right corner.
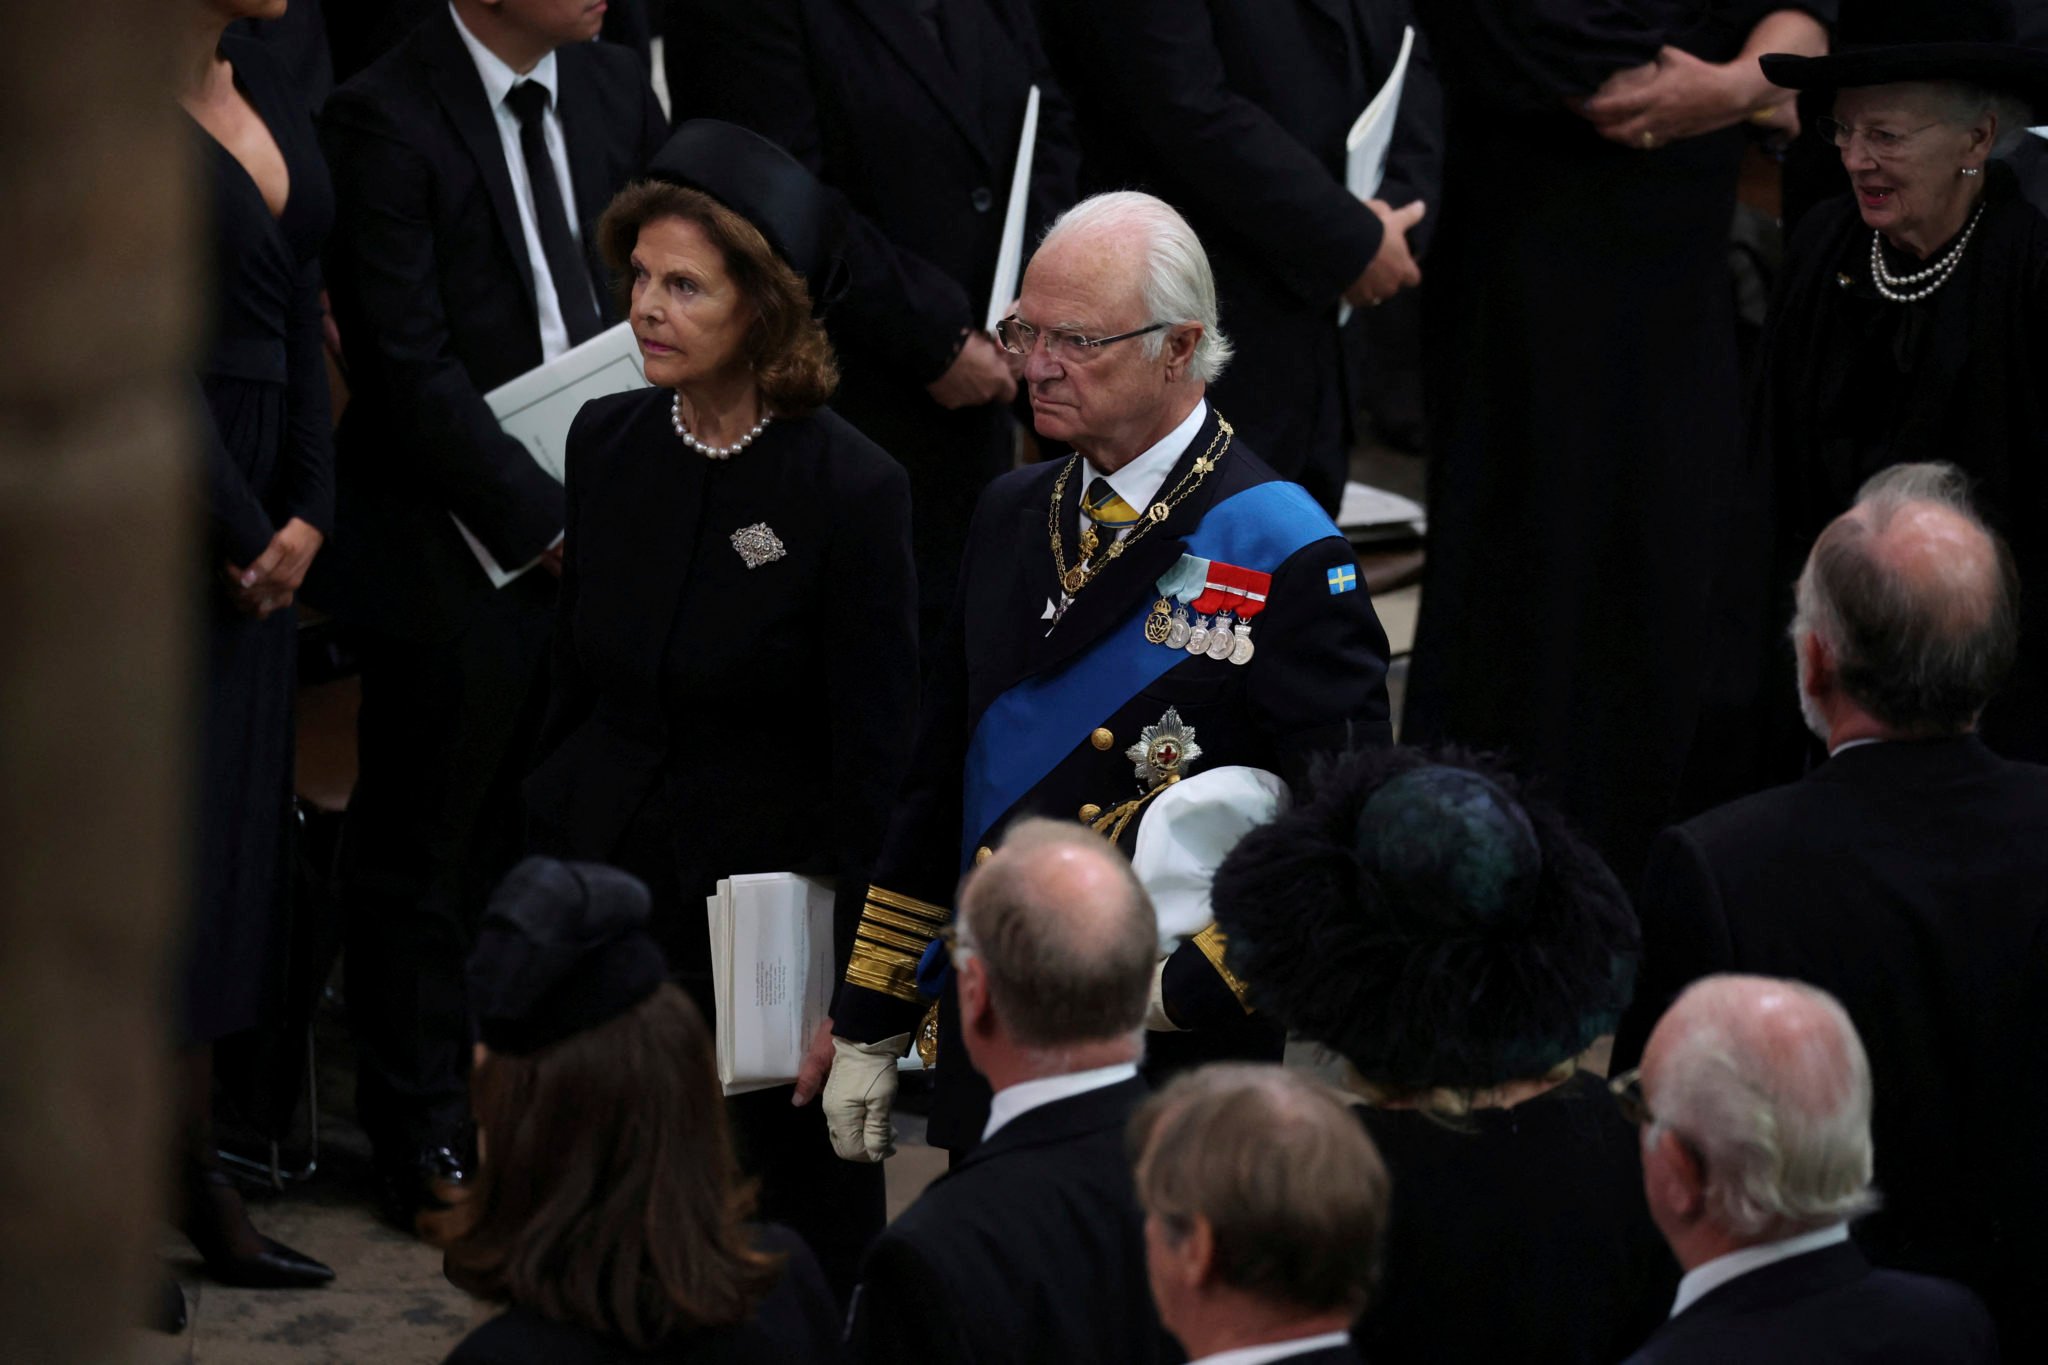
[
  {"x1": 467, "y1": 857, "x2": 669, "y2": 1056},
  {"x1": 1210, "y1": 748, "x2": 1640, "y2": 1093},
  {"x1": 1761, "y1": 0, "x2": 2048, "y2": 116},
  {"x1": 647, "y1": 119, "x2": 850, "y2": 315}
]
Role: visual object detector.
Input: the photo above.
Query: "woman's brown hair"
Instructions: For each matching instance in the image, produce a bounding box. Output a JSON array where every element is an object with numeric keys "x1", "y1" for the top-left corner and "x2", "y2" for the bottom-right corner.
[
  {"x1": 428, "y1": 984, "x2": 781, "y2": 1349},
  {"x1": 598, "y1": 180, "x2": 838, "y2": 416}
]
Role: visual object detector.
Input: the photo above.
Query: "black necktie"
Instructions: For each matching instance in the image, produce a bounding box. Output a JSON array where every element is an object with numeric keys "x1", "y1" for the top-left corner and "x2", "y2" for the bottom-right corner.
[{"x1": 504, "y1": 80, "x2": 602, "y2": 345}]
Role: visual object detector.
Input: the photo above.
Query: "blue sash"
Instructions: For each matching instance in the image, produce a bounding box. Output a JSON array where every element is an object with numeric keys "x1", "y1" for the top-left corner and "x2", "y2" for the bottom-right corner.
[{"x1": 959, "y1": 479, "x2": 1338, "y2": 870}]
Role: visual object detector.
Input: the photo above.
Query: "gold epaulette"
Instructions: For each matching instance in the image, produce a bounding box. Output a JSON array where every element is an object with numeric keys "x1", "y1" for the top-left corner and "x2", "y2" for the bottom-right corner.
[
  {"x1": 1192, "y1": 922, "x2": 1255, "y2": 1014},
  {"x1": 844, "y1": 885, "x2": 949, "y2": 1004}
]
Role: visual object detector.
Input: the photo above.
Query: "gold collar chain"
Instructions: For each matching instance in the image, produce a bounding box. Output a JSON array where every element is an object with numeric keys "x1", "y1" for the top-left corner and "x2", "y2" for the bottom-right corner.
[{"x1": 1049, "y1": 416, "x2": 1233, "y2": 597}]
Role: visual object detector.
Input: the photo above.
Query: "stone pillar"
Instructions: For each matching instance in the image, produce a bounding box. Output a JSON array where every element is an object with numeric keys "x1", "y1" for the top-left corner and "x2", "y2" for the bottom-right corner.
[{"x1": 0, "y1": 3, "x2": 198, "y2": 1359}]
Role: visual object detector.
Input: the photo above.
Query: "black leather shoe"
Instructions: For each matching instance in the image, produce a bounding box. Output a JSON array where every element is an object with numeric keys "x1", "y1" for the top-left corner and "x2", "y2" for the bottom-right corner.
[
  {"x1": 202, "y1": 1235, "x2": 337, "y2": 1290},
  {"x1": 377, "y1": 1143, "x2": 470, "y2": 1230},
  {"x1": 150, "y1": 1276, "x2": 188, "y2": 1334}
]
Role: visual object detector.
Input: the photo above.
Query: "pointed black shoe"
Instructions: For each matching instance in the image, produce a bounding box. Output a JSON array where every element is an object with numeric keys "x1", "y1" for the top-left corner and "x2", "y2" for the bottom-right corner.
[{"x1": 182, "y1": 1168, "x2": 335, "y2": 1289}]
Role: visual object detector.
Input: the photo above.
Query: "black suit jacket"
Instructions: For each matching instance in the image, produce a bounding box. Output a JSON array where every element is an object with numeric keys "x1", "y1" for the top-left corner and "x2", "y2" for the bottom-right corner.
[
  {"x1": 319, "y1": 9, "x2": 667, "y2": 640},
  {"x1": 523, "y1": 391, "x2": 919, "y2": 971},
  {"x1": 1037, "y1": 0, "x2": 1442, "y2": 507},
  {"x1": 444, "y1": 1224, "x2": 842, "y2": 1365},
  {"x1": 1614, "y1": 736, "x2": 2048, "y2": 1357},
  {"x1": 1623, "y1": 1242, "x2": 1997, "y2": 1365},
  {"x1": 665, "y1": 0, "x2": 1079, "y2": 607},
  {"x1": 847, "y1": 1077, "x2": 1171, "y2": 1365}
]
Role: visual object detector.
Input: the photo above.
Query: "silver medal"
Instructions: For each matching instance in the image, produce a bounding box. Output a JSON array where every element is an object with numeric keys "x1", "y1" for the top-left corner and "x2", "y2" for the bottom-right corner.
[
  {"x1": 1205, "y1": 609, "x2": 1236, "y2": 659},
  {"x1": 1185, "y1": 614, "x2": 1211, "y2": 655},
  {"x1": 1228, "y1": 619, "x2": 1256, "y2": 666},
  {"x1": 1165, "y1": 604, "x2": 1191, "y2": 651}
]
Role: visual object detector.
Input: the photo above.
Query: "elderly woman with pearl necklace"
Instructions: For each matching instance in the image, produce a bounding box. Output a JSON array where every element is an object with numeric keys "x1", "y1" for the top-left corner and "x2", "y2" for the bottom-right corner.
[
  {"x1": 522, "y1": 122, "x2": 917, "y2": 1300},
  {"x1": 1698, "y1": 4, "x2": 2048, "y2": 797}
]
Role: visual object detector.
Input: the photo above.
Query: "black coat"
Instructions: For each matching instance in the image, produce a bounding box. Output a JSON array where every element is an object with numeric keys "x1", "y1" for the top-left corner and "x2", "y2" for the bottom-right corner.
[
  {"x1": 1623, "y1": 1242, "x2": 1998, "y2": 1365},
  {"x1": 1400, "y1": 0, "x2": 1784, "y2": 883},
  {"x1": 1613, "y1": 736, "x2": 2048, "y2": 1359},
  {"x1": 1037, "y1": 0, "x2": 1442, "y2": 512},
  {"x1": 846, "y1": 1077, "x2": 1172, "y2": 1365},
  {"x1": 444, "y1": 1224, "x2": 842, "y2": 1365},
  {"x1": 833, "y1": 403, "x2": 1393, "y2": 1148},
  {"x1": 523, "y1": 390, "x2": 919, "y2": 979},
  {"x1": 318, "y1": 8, "x2": 667, "y2": 641},
  {"x1": 664, "y1": 0, "x2": 1079, "y2": 612}
]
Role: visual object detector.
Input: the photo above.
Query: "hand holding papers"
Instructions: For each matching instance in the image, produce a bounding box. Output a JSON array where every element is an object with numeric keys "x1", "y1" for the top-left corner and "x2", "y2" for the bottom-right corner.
[
  {"x1": 457, "y1": 322, "x2": 653, "y2": 588},
  {"x1": 707, "y1": 873, "x2": 836, "y2": 1096},
  {"x1": 1339, "y1": 26, "x2": 1418, "y2": 326}
]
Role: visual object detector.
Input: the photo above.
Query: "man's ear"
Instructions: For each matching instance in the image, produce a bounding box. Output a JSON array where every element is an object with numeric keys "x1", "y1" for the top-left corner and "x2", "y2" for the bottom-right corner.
[
  {"x1": 958, "y1": 954, "x2": 992, "y2": 1033},
  {"x1": 1161, "y1": 323, "x2": 1202, "y2": 380},
  {"x1": 1798, "y1": 627, "x2": 1835, "y2": 702},
  {"x1": 1646, "y1": 1127, "x2": 1707, "y2": 1224},
  {"x1": 1179, "y1": 1214, "x2": 1218, "y2": 1290}
]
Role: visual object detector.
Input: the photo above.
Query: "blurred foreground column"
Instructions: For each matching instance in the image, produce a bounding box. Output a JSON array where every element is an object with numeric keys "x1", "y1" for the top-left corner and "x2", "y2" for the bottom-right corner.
[{"x1": 0, "y1": 2, "x2": 197, "y2": 1359}]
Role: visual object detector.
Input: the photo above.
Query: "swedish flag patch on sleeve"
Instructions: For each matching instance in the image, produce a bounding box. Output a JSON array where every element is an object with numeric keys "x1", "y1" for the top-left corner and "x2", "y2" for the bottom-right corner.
[{"x1": 1327, "y1": 565, "x2": 1358, "y2": 595}]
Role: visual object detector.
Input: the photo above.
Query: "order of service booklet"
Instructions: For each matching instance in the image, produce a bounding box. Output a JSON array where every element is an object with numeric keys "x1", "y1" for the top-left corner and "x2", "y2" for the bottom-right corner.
[
  {"x1": 1337, "y1": 24, "x2": 1417, "y2": 327},
  {"x1": 456, "y1": 321, "x2": 652, "y2": 588},
  {"x1": 706, "y1": 873, "x2": 835, "y2": 1096}
]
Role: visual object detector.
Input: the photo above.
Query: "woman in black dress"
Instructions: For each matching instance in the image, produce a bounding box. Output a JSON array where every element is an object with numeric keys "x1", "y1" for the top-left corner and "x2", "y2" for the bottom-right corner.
[
  {"x1": 438, "y1": 857, "x2": 841, "y2": 1365},
  {"x1": 172, "y1": 0, "x2": 334, "y2": 1296},
  {"x1": 1213, "y1": 746, "x2": 1673, "y2": 1364},
  {"x1": 523, "y1": 122, "x2": 918, "y2": 1301}
]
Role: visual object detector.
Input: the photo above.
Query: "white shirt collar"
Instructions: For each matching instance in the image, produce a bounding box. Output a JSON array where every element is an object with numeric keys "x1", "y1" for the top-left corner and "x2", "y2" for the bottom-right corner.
[
  {"x1": 1188, "y1": 1330, "x2": 1353, "y2": 1365},
  {"x1": 1828, "y1": 737, "x2": 1887, "y2": 757},
  {"x1": 1088, "y1": 399, "x2": 1208, "y2": 518},
  {"x1": 450, "y1": 1, "x2": 559, "y2": 111},
  {"x1": 1670, "y1": 1223, "x2": 1850, "y2": 1319},
  {"x1": 981, "y1": 1062, "x2": 1139, "y2": 1142}
]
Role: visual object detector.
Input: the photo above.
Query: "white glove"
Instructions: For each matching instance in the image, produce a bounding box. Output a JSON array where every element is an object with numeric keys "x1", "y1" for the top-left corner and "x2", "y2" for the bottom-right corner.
[
  {"x1": 1145, "y1": 958, "x2": 1183, "y2": 1032},
  {"x1": 823, "y1": 1033, "x2": 910, "y2": 1162}
]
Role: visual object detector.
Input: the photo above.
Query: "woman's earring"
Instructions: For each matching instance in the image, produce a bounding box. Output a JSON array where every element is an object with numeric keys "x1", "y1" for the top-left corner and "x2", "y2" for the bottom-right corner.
[{"x1": 1961, "y1": 166, "x2": 1983, "y2": 177}]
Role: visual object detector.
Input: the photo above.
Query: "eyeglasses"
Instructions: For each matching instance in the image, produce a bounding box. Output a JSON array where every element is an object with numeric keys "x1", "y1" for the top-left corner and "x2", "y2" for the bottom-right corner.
[
  {"x1": 1608, "y1": 1067, "x2": 1654, "y2": 1126},
  {"x1": 994, "y1": 315, "x2": 1167, "y2": 361},
  {"x1": 1814, "y1": 117, "x2": 1942, "y2": 157}
]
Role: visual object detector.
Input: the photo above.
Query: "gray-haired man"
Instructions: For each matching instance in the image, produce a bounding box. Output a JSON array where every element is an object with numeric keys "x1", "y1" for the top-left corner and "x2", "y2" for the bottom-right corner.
[{"x1": 1618, "y1": 975, "x2": 1995, "y2": 1364}]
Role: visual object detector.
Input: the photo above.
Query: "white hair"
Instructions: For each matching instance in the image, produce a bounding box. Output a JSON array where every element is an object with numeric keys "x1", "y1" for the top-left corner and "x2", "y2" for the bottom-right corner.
[
  {"x1": 1038, "y1": 191, "x2": 1234, "y2": 383},
  {"x1": 1651, "y1": 977, "x2": 1880, "y2": 1240}
]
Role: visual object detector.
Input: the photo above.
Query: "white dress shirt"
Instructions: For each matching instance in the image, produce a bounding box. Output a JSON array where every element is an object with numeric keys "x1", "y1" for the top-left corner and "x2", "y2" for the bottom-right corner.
[
  {"x1": 1669, "y1": 1223, "x2": 1850, "y2": 1319},
  {"x1": 450, "y1": 2, "x2": 591, "y2": 365},
  {"x1": 981, "y1": 1062, "x2": 1139, "y2": 1142},
  {"x1": 1188, "y1": 1330, "x2": 1353, "y2": 1365},
  {"x1": 1081, "y1": 398, "x2": 1211, "y2": 537}
]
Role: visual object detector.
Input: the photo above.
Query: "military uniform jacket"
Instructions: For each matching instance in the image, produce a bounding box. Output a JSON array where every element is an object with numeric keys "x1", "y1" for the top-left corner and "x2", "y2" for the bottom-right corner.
[{"x1": 832, "y1": 403, "x2": 1392, "y2": 1050}]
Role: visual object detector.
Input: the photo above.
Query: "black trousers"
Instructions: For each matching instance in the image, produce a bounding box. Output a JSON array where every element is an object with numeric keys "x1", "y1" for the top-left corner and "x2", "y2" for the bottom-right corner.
[{"x1": 342, "y1": 573, "x2": 556, "y2": 1157}]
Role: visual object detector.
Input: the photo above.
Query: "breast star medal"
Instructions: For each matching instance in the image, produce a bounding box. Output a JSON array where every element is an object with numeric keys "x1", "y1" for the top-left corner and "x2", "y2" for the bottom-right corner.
[
  {"x1": 1144, "y1": 596, "x2": 1174, "y2": 645},
  {"x1": 730, "y1": 522, "x2": 786, "y2": 569},
  {"x1": 1126, "y1": 707, "x2": 1202, "y2": 790}
]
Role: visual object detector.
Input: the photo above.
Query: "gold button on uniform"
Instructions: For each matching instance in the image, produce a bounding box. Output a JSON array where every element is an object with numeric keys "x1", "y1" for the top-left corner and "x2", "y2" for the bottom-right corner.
[
  {"x1": 974, "y1": 845, "x2": 994, "y2": 866},
  {"x1": 1079, "y1": 804, "x2": 1103, "y2": 823},
  {"x1": 1090, "y1": 727, "x2": 1115, "y2": 751}
]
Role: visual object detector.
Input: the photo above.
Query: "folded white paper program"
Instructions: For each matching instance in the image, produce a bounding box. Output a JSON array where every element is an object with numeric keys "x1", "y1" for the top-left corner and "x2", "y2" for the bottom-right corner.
[
  {"x1": 985, "y1": 84, "x2": 1041, "y2": 333},
  {"x1": 1338, "y1": 25, "x2": 1417, "y2": 327},
  {"x1": 706, "y1": 873, "x2": 835, "y2": 1096}
]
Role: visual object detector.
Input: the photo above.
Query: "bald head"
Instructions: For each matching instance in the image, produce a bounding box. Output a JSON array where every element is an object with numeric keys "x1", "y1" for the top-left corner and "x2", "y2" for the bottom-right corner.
[
  {"x1": 959, "y1": 819, "x2": 1157, "y2": 1049},
  {"x1": 1643, "y1": 975, "x2": 1877, "y2": 1241},
  {"x1": 1793, "y1": 462, "x2": 2016, "y2": 737}
]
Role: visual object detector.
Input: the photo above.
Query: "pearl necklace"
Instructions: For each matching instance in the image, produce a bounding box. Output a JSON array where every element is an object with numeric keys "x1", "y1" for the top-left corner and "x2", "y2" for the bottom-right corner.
[
  {"x1": 671, "y1": 394, "x2": 772, "y2": 459},
  {"x1": 1870, "y1": 200, "x2": 1986, "y2": 304}
]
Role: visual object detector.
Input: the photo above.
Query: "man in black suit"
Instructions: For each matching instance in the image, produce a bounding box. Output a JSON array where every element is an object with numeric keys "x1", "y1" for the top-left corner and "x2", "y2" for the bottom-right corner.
[
  {"x1": 1613, "y1": 462, "x2": 2048, "y2": 1357},
  {"x1": 1133, "y1": 1065, "x2": 1387, "y2": 1365},
  {"x1": 845, "y1": 820, "x2": 1166, "y2": 1365},
  {"x1": 319, "y1": 0, "x2": 666, "y2": 1218},
  {"x1": 1035, "y1": 0, "x2": 1440, "y2": 513},
  {"x1": 1618, "y1": 975, "x2": 1997, "y2": 1364},
  {"x1": 805, "y1": 192, "x2": 1394, "y2": 1159},
  {"x1": 664, "y1": 0, "x2": 1079, "y2": 650}
]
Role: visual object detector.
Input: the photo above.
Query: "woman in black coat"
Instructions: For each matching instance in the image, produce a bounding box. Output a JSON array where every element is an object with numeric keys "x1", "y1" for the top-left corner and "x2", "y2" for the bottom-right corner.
[{"x1": 523, "y1": 123, "x2": 919, "y2": 1301}]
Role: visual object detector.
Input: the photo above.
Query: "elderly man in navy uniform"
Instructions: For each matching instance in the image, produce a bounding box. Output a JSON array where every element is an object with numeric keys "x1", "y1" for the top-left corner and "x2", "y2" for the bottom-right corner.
[{"x1": 800, "y1": 191, "x2": 1394, "y2": 1161}]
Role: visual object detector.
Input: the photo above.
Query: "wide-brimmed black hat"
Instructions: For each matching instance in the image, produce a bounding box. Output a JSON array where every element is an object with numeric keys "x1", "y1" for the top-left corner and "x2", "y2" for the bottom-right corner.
[
  {"x1": 467, "y1": 857, "x2": 669, "y2": 1056},
  {"x1": 648, "y1": 119, "x2": 850, "y2": 314},
  {"x1": 1761, "y1": 0, "x2": 2048, "y2": 115},
  {"x1": 1210, "y1": 748, "x2": 1639, "y2": 1094}
]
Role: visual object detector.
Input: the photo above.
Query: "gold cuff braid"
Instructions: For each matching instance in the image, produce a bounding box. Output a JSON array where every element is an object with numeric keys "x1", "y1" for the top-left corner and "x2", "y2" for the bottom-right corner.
[
  {"x1": 843, "y1": 885, "x2": 951, "y2": 1004},
  {"x1": 1192, "y1": 923, "x2": 1254, "y2": 1013}
]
